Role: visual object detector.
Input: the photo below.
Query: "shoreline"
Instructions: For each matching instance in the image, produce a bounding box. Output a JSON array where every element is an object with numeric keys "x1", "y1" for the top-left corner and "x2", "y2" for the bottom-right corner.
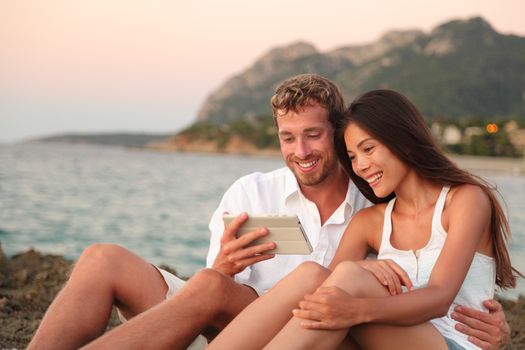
[
  {"x1": 1, "y1": 247, "x2": 524, "y2": 349},
  {"x1": 105, "y1": 144, "x2": 525, "y2": 176},
  {"x1": 6, "y1": 141, "x2": 525, "y2": 176},
  {"x1": 450, "y1": 154, "x2": 525, "y2": 176}
]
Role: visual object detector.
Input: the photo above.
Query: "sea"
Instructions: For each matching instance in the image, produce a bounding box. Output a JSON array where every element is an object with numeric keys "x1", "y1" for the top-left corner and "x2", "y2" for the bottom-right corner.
[{"x1": 1, "y1": 142, "x2": 524, "y2": 299}]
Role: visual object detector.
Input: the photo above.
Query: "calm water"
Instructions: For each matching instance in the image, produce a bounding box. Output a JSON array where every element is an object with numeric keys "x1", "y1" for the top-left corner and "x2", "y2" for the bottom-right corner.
[{"x1": 1, "y1": 143, "x2": 524, "y2": 298}]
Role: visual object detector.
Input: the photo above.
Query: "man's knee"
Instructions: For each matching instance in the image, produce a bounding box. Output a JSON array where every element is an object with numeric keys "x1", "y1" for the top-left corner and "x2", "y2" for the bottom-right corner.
[
  {"x1": 174, "y1": 268, "x2": 253, "y2": 329},
  {"x1": 74, "y1": 243, "x2": 131, "y2": 276},
  {"x1": 79, "y1": 243, "x2": 127, "y2": 262},
  {"x1": 183, "y1": 268, "x2": 235, "y2": 299}
]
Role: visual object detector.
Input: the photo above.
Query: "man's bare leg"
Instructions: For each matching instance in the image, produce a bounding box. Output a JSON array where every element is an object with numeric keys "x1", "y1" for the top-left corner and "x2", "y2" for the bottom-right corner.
[
  {"x1": 82, "y1": 268, "x2": 259, "y2": 350},
  {"x1": 28, "y1": 244, "x2": 170, "y2": 350}
]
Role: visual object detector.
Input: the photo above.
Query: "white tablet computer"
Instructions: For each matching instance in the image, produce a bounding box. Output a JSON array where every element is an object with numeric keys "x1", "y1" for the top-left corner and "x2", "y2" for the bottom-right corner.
[{"x1": 223, "y1": 214, "x2": 313, "y2": 255}]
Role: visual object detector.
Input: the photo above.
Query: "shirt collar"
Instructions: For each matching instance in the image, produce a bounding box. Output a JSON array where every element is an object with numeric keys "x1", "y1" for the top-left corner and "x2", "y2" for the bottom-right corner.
[
  {"x1": 284, "y1": 167, "x2": 300, "y2": 201},
  {"x1": 345, "y1": 180, "x2": 360, "y2": 209},
  {"x1": 283, "y1": 167, "x2": 358, "y2": 217},
  {"x1": 327, "y1": 179, "x2": 357, "y2": 225}
]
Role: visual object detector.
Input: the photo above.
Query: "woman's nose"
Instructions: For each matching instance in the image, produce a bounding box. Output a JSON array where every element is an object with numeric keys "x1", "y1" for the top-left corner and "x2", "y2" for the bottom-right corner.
[{"x1": 356, "y1": 155, "x2": 370, "y2": 172}]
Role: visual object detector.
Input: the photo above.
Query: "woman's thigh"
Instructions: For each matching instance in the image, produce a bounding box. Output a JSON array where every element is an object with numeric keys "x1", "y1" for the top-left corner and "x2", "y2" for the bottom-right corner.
[
  {"x1": 327, "y1": 262, "x2": 448, "y2": 350},
  {"x1": 350, "y1": 322, "x2": 448, "y2": 350}
]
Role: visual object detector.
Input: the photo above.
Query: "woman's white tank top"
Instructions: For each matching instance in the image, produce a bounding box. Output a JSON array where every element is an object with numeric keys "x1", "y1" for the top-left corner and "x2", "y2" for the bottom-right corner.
[{"x1": 377, "y1": 186, "x2": 496, "y2": 349}]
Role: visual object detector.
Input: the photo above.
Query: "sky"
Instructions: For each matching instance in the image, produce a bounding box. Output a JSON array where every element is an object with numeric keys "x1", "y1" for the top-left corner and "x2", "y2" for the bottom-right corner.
[{"x1": 1, "y1": 0, "x2": 524, "y2": 143}]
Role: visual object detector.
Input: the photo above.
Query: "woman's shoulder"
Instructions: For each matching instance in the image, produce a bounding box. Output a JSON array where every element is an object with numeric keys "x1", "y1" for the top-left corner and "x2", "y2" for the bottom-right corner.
[
  {"x1": 352, "y1": 202, "x2": 388, "y2": 225},
  {"x1": 349, "y1": 203, "x2": 388, "y2": 251},
  {"x1": 446, "y1": 184, "x2": 492, "y2": 217},
  {"x1": 448, "y1": 184, "x2": 489, "y2": 205}
]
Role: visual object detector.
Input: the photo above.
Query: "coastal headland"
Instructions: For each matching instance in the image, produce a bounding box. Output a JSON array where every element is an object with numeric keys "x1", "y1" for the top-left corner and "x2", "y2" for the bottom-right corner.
[{"x1": 0, "y1": 246, "x2": 524, "y2": 349}]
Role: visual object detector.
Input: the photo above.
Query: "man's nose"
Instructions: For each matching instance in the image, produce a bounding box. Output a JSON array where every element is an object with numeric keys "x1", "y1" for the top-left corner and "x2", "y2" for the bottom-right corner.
[{"x1": 295, "y1": 138, "x2": 311, "y2": 159}]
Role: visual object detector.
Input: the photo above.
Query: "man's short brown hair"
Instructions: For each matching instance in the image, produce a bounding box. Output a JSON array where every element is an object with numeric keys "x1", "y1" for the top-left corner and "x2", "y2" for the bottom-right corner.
[{"x1": 271, "y1": 74, "x2": 345, "y2": 128}]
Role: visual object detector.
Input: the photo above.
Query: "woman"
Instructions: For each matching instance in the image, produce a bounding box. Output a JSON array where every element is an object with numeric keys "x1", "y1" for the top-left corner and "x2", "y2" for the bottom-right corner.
[{"x1": 207, "y1": 90, "x2": 519, "y2": 349}]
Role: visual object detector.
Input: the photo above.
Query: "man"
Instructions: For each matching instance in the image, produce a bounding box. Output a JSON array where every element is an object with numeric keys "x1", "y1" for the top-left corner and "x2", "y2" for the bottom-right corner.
[{"x1": 29, "y1": 74, "x2": 509, "y2": 350}]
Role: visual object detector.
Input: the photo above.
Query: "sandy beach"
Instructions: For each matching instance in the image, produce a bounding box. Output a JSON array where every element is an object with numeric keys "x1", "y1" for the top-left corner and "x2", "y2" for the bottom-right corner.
[
  {"x1": 450, "y1": 154, "x2": 525, "y2": 176},
  {"x1": 1, "y1": 246, "x2": 524, "y2": 349}
]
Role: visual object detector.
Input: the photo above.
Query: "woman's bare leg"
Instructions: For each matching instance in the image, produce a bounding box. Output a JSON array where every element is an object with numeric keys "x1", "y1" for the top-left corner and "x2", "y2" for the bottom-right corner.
[
  {"x1": 265, "y1": 261, "x2": 448, "y2": 350},
  {"x1": 207, "y1": 261, "x2": 330, "y2": 350},
  {"x1": 350, "y1": 322, "x2": 446, "y2": 349}
]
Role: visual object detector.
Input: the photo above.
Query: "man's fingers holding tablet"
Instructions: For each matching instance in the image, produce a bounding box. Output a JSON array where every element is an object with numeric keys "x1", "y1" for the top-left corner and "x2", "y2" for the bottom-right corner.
[
  {"x1": 221, "y1": 227, "x2": 268, "y2": 254},
  {"x1": 221, "y1": 212, "x2": 249, "y2": 243},
  {"x1": 235, "y1": 254, "x2": 275, "y2": 270},
  {"x1": 227, "y1": 243, "x2": 276, "y2": 262}
]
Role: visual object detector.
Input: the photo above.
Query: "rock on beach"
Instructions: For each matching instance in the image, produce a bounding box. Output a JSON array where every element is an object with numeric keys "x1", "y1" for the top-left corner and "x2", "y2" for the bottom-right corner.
[{"x1": 0, "y1": 246, "x2": 524, "y2": 349}]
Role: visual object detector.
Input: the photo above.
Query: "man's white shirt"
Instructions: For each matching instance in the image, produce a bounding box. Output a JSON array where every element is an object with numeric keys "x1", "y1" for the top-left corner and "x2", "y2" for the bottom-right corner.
[{"x1": 206, "y1": 167, "x2": 372, "y2": 296}]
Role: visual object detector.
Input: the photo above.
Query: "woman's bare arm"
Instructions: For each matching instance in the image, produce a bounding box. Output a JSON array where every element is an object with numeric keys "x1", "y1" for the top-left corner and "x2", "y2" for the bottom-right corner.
[{"x1": 300, "y1": 185, "x2": 493, "y2": 329}]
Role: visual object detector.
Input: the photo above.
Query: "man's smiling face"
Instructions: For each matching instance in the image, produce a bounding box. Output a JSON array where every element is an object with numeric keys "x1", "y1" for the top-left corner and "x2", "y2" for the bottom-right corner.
[{"x1": 276, "y1": 103, "x2": 338, "y2": 187}]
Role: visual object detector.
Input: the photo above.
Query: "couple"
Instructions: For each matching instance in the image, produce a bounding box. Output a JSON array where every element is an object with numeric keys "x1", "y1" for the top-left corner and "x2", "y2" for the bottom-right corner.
[{"x1": 29, "y1": 74, "x2": 516, "y2": 349}]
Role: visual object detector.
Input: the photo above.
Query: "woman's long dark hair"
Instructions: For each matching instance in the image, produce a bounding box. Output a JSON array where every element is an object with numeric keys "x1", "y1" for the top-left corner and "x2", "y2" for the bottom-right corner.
[{"x1": 335, "y1": 89, "x2": 520, "y2": 288}]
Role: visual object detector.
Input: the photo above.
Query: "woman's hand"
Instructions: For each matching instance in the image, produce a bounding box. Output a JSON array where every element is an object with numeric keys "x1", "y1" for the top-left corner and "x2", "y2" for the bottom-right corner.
[
  {"x1": 357, "y1": 259, "x2": 413, "y2": 295},
  {"x1": 292, "y1": 286, "x2": 366, "y2": 330}
]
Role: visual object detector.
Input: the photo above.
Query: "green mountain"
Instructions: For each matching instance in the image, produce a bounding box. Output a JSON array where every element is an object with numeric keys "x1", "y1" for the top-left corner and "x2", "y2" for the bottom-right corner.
[{"x1": 197, "y1": 17, "x2": 525, "y2": 124}]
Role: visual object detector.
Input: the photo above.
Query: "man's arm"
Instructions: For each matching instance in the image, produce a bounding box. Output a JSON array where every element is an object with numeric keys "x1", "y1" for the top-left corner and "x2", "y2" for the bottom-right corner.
[
  {"x1": 452, "y1": 299, "x2": 510, "y2": 350},
  {"x1": 206, "y1": 178, "x2": 277, "y2": 280}
]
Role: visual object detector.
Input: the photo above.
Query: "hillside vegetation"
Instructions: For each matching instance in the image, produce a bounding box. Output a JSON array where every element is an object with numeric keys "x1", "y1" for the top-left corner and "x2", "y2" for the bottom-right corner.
[{"x1": 197, "y1": 17, "x2": 525, "y2": 124}]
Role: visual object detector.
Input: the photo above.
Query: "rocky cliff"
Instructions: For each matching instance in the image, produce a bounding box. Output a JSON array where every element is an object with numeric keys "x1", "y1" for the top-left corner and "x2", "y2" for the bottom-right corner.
[{"x1": 196, "y1": 17, "x2": 525, "y2": 124}]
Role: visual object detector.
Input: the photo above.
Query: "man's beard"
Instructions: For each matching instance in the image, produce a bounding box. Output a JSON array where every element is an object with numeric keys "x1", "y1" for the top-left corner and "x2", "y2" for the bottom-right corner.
[{"x1": 287, "y1": 153, "x2": 337, "y2": 187}]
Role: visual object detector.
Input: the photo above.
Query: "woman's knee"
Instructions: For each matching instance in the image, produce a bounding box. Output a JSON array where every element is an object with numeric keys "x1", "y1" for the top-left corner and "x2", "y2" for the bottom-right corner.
[
  {"x1": 331, "y1": 261, "x2": 362, "y2": 276},
  {"x1": 293, "y1": 261, "x2": 330, "y2": 285},
  {"x1": 328, "y1": 261, "x2": 369, "y2": 296}
]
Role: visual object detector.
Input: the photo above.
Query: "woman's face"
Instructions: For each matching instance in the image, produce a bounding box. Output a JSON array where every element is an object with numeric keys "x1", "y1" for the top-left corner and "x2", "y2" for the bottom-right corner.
[{"x1": 343, "y1": 122, "x2": 408, "y2": 198}]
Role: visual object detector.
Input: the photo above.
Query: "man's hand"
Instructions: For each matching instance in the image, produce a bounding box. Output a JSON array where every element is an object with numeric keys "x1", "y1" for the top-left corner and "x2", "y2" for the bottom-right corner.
[
  {"x1": 212, "y1": 212, "x2": 276, "y2": 277},
  {"x1": 357, "y1": 259, "x2": 413, "y2": 296},
  {"x1": 451, "y1": 299, "x2": 510, "y2": 350}
]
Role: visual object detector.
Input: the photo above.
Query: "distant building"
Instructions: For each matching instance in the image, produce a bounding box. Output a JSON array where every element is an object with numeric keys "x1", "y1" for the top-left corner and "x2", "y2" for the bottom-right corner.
[
  {"x1": 464, "y1": 126, "x2": 483, "y2": 142},
  {"x1": 431, "y1": 122, "x2": 442, "y2": 139},
  {"x1": 442, "y1": 125, "x2": 462, "y2": 145},
  {"x1": 504, "y1": 120, "x2": 519, "y2": 133},
  {"x1": 508, "y1": 129, "x2": 525, "y2": 152}
]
